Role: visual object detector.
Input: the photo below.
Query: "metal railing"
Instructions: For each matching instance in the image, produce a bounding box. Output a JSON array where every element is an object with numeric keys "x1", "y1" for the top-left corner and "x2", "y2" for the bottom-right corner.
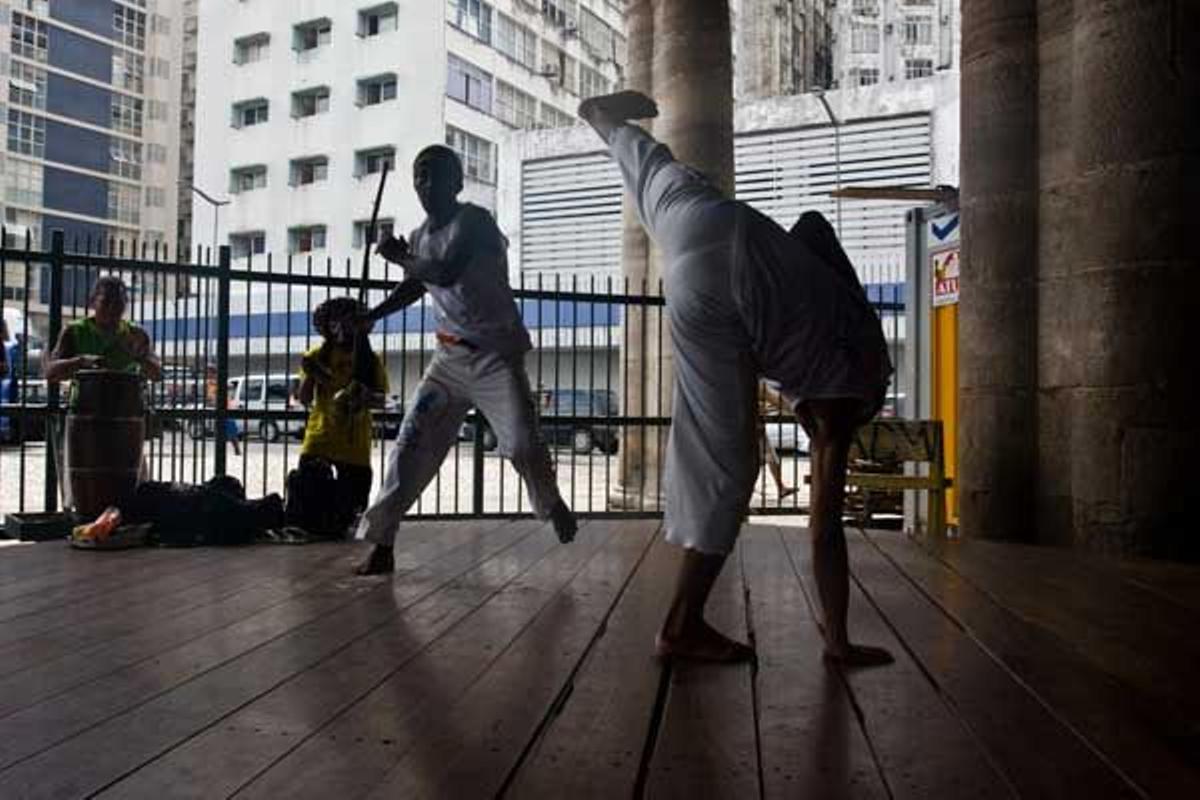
[{"x1": 1, "y1": 231, "x2": 904, "y2": 524}]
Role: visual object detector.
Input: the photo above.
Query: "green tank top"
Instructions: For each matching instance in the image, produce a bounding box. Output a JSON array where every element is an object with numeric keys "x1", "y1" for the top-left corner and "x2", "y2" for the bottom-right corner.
[{"x1": 66, "y1": 318, "x2": 144, "y2": 410}]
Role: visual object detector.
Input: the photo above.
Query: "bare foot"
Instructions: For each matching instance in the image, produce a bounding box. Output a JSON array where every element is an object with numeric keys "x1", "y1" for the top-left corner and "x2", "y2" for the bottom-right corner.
[
  {"x1": 578, "y1": 90, "x2": 659, "y2": 124},
  {"x1": 823, "y1": 643, "x2": 894, "y2": 668},
  {"x1": 354, "y1": 544, "x2": 394, "y2": 576},
  {"x1": 656, "y1": 622, "x2": 756, "y2": 663}
]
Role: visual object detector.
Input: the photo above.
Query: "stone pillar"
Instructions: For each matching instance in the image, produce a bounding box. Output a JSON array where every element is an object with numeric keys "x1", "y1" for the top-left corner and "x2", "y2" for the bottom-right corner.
[
  {"x1": 611, "y1": 0, "x2": 656, "y2": 509},
  {"x1": 1066, "y1": 0, "x2": 1200, "y2": 556},
  {"x1": 1034, "y1": 0, "x2": 1076, "y2": 545},
  {"x1": 958, "y1": 0, "x2": 1038, "y2": 541}
]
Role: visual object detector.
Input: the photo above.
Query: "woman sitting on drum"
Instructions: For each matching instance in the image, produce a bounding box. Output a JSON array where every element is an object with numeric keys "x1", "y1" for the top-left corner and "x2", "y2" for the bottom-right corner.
[{"x1": 44, "y1": 275, "x2": 162, "y2": 386}]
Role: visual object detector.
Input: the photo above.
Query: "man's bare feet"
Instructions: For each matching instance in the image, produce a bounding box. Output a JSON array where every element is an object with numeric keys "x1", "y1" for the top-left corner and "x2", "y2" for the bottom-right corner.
[
  {"x1": 578, "y1": 90, "x2": 659, "y2": 124},
  {"x1": 823, "y1": 643, "x2": 894, "y2": 668},
  {"x1": 656, "y1": 621, "x2": 756, "y2": 663},
  {"x1": 549, "y1": 499, "x2": 577, "y2": 544},
  {"x1": 354, "y1": 544, "x2": 394, "y2": 576}
]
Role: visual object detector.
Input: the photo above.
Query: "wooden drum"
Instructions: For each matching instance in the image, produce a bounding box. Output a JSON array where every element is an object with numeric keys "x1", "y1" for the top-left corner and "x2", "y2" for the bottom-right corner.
[{"x1": 67, "y1": 370, "x2": 145, "y2": 518}]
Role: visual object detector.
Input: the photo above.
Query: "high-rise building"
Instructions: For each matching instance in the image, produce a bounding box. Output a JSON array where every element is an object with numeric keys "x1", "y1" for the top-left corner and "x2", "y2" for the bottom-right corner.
[
  {"x1": 732, "y1": 0, "x2": 834, "y2": 101},
  {"x1": 832, "y1": 0, "x2": 959, "y2": 89},
  {"x1": 193, "y1": 0, "x2": 627, "y2": 264},
  {"x1": 0, "y1": 0, "x2": 184, "y2": 252},
  {"x1": 177, "y1": 0, "x2": 198, "y2": 259}
]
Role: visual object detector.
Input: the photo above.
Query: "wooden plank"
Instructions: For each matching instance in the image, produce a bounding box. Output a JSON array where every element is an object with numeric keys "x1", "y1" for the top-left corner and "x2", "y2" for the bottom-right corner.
[
  {"x1": 231, "y1": 521, "x2": 650, "y2": 800},
  {"x1": 780, "y1": 528, "x2": 1013, "y2": 799},
  {"x1": 93, "y1": 521, "x2": 627, "y2": 800},
  {"x1": 740, "y1": 526, "x2": 887, "y2": 799},
  {"x1": 0, "y1": 519, "x2": 537, "y2": 794},
  {"x1": 506, "y1": 530, "x2": 675, "y2": 799},
  {"x1": 0, "y1": 545, "x2": 365, "y2": 718},
  {"x1": 847, "y1": 531, "x2": 1139, "y2": 798},
  {"x1": 932, "y1": 539, "x2": 1200, "y2": 724},
  {"x1": 357, "y1": 521, "x2": 658, "y2": 799},
  {"x1": 644, "y1": 537, "x2": 760, "y2": 799},
  {"x1": 0, "y1": 542, "x2": 344, "y2": 662},
  {"x1": 870, "y1": 530, "x2": 1200, "y2": 798}
]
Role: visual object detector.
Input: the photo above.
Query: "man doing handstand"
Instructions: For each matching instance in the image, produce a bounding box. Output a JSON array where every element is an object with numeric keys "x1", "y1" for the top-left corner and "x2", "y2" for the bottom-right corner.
[
  {"x1": 580, "y1": 91, "x2": 892, "y2": 666},
  {"x1": 353, "y1": 145, "x2": 577, "y2": 575}
]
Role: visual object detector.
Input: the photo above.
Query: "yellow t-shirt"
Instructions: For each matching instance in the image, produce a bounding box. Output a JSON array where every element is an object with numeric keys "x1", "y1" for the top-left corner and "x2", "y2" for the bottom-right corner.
[{"x1": 298, "y1": 344, "x2": 389, "y2": 467}]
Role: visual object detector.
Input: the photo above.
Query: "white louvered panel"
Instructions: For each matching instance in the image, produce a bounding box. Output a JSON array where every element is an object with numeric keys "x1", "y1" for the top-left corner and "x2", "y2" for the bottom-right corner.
[{"x1": 520, "y1": 113, "x2": 931, "y2": 282}]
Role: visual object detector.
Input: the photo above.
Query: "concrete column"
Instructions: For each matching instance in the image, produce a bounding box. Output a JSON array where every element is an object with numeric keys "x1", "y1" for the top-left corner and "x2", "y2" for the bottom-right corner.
[
  {"x1": 611, "y1": 0, "x2": 656, "y2": 509},
  {"x1": 1067, "y1": 0, "x2": 1200, "y2": 556},
  {"x1": 958, "y1": 0, "x2": 1038, "y2": 541}
]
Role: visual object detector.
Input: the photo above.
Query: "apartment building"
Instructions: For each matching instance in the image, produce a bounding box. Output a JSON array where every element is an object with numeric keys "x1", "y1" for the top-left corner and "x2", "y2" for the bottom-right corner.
[
  {"x1": 0, "y1": 0, "x2": 183, "y2": 258},
  {"x1": 833, "y1": 0, "x2": 958, "y2": 89},
  {"x1": 193, "y1": 0, "x2": 627, "y2": 266},
  {"x1": 733, "y1": 0, "x2": 833, "y2": 101}
]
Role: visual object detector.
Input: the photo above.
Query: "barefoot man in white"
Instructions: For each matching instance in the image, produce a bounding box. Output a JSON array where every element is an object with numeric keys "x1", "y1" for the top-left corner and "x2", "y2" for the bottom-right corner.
[
  {"x1": 353, "y1": 144, "x2": 577, "y2": 575},
  {"x1": 579, "y1": 91, "x2": 893, "y2": 666}
]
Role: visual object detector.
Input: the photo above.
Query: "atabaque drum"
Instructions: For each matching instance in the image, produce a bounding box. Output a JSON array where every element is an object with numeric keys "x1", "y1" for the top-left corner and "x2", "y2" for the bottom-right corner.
[{"x1": 67, "y1": 369, "x2": 145, "y2": 518}]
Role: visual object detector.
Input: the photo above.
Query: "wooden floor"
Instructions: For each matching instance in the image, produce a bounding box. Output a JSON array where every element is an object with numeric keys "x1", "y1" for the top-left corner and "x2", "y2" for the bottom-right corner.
[{"x1": 0, "y1": 519, "x2": 1196, "y2": 799}]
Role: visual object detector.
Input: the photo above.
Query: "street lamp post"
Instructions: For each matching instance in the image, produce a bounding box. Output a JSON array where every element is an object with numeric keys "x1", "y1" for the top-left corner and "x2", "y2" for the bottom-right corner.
[
  {"x1": 814, "y1": 89, "x2": 843, "y2": 237},
  {"x1": 179, "y1": 181, "x2": 230, "y2": 261}
]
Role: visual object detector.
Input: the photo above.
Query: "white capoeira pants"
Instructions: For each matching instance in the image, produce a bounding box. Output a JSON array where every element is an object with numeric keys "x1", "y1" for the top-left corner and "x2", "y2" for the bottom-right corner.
[
  {"x1": 356, "y1": 342, "x2": 563, "y2": 546},
  {"x1": 606, "y1": 123, "x2": 891, "y2": 557}
]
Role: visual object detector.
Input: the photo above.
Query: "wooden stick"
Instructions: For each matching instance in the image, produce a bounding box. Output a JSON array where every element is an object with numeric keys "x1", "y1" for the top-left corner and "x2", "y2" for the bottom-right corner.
[{"x1": 359, "y1": 163, "x2": 390, "y2": 305}]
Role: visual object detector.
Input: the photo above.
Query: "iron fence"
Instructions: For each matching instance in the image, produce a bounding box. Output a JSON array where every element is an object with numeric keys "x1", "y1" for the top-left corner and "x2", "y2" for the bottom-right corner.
[{"x1": 1, "y1": 231, "x2": 904, "y2": 526}]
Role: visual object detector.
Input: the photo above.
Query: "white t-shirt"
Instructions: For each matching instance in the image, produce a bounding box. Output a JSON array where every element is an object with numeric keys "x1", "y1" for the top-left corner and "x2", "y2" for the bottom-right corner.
[{"x1": 408, "y1": 203, "x2": 532, "y2": 357}]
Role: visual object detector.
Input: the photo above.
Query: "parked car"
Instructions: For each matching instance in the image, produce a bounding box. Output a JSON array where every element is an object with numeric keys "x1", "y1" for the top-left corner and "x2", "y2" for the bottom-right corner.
[
  {"x1": 188, "y1": 373, "x2": 303, "y2": 442},
  {"x1": 459, "y1": 389, "x2": 620, "y2": 455},
  {"x1": 0, "y1": 377, "x2": 48, "y2": 444}
]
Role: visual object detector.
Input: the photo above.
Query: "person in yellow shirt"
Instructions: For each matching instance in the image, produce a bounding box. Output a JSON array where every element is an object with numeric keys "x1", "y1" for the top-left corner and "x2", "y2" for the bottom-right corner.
[{"x1": 291, "y1": 297, "x2": 389, "y2": 537}]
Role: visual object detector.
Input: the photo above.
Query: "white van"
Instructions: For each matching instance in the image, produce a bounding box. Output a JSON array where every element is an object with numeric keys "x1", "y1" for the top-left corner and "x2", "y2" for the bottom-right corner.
[{"x1": 188, "y1": 372, "x2": 302, "y2": 442}]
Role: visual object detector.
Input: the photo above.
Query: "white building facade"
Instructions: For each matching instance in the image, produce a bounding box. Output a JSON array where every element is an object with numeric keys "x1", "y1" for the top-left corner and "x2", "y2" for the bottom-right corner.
[
  {"x1": 832, "y1": 0, "x2": 959, "y2": 89},
  {"x1": 193, "y1": 0, "x2": 627, "y2": 267}
]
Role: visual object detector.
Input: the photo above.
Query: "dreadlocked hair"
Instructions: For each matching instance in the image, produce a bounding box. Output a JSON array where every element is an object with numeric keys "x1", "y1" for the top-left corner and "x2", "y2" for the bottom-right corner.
[{"x1": 311, "y1": 297, "x2": 382, "y2": 391}]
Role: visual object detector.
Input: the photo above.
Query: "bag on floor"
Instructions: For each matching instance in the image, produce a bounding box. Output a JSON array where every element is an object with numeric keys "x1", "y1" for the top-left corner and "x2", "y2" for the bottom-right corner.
[{"x1": 284, "y1": 458, "x2": 342, "y2": 537}]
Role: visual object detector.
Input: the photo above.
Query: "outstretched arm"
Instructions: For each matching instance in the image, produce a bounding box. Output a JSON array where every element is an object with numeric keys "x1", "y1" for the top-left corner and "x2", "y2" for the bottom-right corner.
[{"x1": 365, "y1": 278, "x2": 427, "y2": 325}]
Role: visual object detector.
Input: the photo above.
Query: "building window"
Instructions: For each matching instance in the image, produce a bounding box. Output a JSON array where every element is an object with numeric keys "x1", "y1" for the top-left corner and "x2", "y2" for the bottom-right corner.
[
  {"x1": 445, "y1": 125, "x2": 494, "y2": 184},
  {"x1": 4, "y1": 159, "x2": 43, "y2": 207},
  {"x1": 495, "y1": 80, "x2": 538, "y2": 129},
  {"x1": 578, "y1": 8, "x2": 614, "y2": 58},
  {"x1": 578, "y1": 64, "x2": 608, "y2": 99},
  {"x1": 147, "y1": 143, "x2": 168, "y2": 164},
  {"x1": 8, "y1": 62, "x2": 47, "y2": 110},
  {"x1": 495, "y1": 13, "x2": 537, "y2": 70},
  {"x1": 292, "y1": 86, "x2": 331, "y2": 118},
  {"x1": 541, "y1": 0, "x2": 577, "y2": 29},
  {"x1": 110, "y1": 138, "x2": 143, "y2": 180},
  {"x1": 289, "y1": 156, "x2": 329, "y2": 186},
  {"x1": 11, "y1": 12, "x2": 48, "y2": 62},
  {"x1": 359, "y1": 3, "x2": 398, "y2": 37},
  {"x1": 355, "y1": 146, "x2": 395, "y2": 177},
  {"x1": 16, "y1": 0, "x2": 50, "y2": 14},
  {"x1": 145, "y1": 186, "x2": 166, "y2": 208},
  {"x1": 540, "y1": 42, "x2": 577, "y2": 93},
  {"x1": 446, "y1": 55, "x2": 492, "y2": 113},
  {"x1": 230, "y1": 231, "x2": 266, "y2": 258},
  {"x1": 852, "y1": 67, "x2": 880, "y2": 86},
  {"x1": 293, "y1": 18, "x2": 332, "y2": 52},
  {"x1": 232, "y1": 98, "x2": 269, "y2": 127},
  {"x1": 147, "y1": 99, "x2": 168, "y2": 121},
  {"x1": 114, "y1": 5, "x2": 147, "y2": 50},
  {"x1": 230, "y1": 165, "x2": 267, "y2": 193},
  {"x1": 851, "y1": 0, "x2": 879, "y2": 15},
  {"x1": 353, "y1": 217, "x2": 394, "y2": 249},
  {"x1": 108, "y1": 183, "x2": 141, "y2": 225},
  {"x1": 111, "y1": 94, "x2": 145, "y2": 135},
  {"x1": 850, "y1": 22, "x2": 879, "y2": 54},
  {"x1": 447, "y1": 0, "x2": 492, "y2": 44},
  {"x1": 357, "y1": 73, "x2": 397, "y2": 106},
  {"x1": 151, "y1": 13, "x2": 170, "y2": 36},
  {"x1": 112, "y1": 50, "x2": 145, "y2": 93},
  {"x1": 288, "y1": 225, "x2": 326, "y2": 254},
  {"x1": 7, "y1": 109, "x2": 45, "y2": 157},
  {"x1": 539, "y1": 102, "x2": 574, "y2": 129},
  {"x1": 903, "y1": 16, "x2": 933, "y2": 46},
  {"x1": 905, "y1": 58, "x2": 934, "y2": 79},
  {"x1": 150, "y1": 57, "x2": 170, "y2": 79},
  {"x1": 234, "y1": 33, "x2": 270, "y2": 64}
]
